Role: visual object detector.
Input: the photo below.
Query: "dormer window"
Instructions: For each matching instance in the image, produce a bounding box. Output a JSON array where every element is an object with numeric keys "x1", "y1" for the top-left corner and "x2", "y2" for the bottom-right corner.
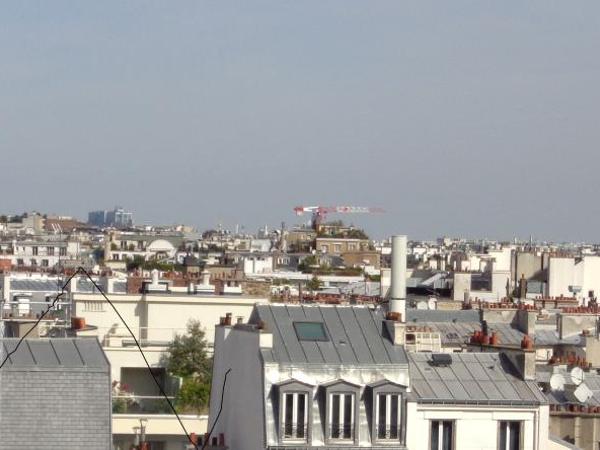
[
  {"x1": 322, "y1": 380, "x2": 361, "y2": 444},
  {"x1": 368, "y1": 380, "x2": 406, "y2": 445},
  {"x1": 375, "y1": 393, "x2": 401, "y2": 440},
  {"x1": 282, "y1": 392, "x2": 308, "y2": 440},
  {"x1": 276, "y1": 379, "x2": 314, "y2": 444},
  {"x1": 329, "y1": 393, "x2": 355, "y2": 440}
]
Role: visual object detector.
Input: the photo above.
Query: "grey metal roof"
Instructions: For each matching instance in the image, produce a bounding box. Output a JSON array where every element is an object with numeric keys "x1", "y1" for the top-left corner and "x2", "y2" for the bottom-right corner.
[
  {"x1": 253, "y1": 304, "x2": 408, "y2": 366},
  {"x1": 534, "y1": 329, "x2": 585, "y2": 347},
  {"x1": 406, "y1": 309, "x2": 480, "y2": 323},
  {"x1": 422, "y1": 321, "x2": 481, "y2": 345},
  {"x1": 0, "y1": 338, "x2": 109, "y2": 370},
  {"x1": 10, "y1": 279, "x2": 61, "y2": 292},
  {"x1": 409, "y1": 352, "x2": 547, "y2": 405}
]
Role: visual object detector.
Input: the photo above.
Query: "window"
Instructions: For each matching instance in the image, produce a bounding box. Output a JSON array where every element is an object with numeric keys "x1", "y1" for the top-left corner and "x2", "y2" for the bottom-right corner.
[
  {"x1": 41, "y1": 259, "x2": 49, "y2": 267},
  {"x1": 17, "y1": 259, "x2": 24, "y2": 266},
  {"x1": 329, "y1": 393, "x2": 354, "y2": 440},
  {"x1": 294, "y1": 322, "x2": 329, "y2": 342},
  {"x1": 282, "y1": 392, "x2": 308, "y2": 441},
  {"x1": 59, "y1": 247, "x2": 66, "y2": 256},
  {"x1": 334, "y1": 244, "x2": 342, "y2": 253},
  {"x1": 499, "y1": 421, "x2": 521, "y2": 450},
  {"x1": 83, "y1": 301, "x2": 104, "y2": 312},
  {"x1": 32, "y1": 246, "x2": 38, "y2": 256},
  {"x1": 430, "y1": 420, "x2": 454, "y2": 450},
  {"x1": 30, "y1": 259, "x2": 37, "y2": 266},
  {"x1": 375, "y1": 393, "x2": 401, "y2": 440},
  {"x1": 47, "y1": 246, "x2": 54, "y2": 256}
]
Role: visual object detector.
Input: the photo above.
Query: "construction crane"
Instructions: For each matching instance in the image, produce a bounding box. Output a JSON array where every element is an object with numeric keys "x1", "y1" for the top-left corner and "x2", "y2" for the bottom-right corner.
[{"x1": 293, "y1": 205, "x2": 384, "y2": 230}]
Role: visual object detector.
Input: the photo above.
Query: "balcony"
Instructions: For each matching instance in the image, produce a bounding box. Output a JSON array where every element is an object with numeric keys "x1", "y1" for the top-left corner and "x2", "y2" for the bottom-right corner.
[{"x1": 113, "y1": 395, "x2": 176, "y2": 415}]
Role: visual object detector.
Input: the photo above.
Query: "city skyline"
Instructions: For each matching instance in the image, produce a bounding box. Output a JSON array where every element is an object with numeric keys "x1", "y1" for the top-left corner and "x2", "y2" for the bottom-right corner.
[{"x1": 1, "y1": 1, "x2": 599, "y2": 242}]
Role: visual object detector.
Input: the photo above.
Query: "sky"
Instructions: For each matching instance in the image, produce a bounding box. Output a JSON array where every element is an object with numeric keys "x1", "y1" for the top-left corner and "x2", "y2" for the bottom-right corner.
[{"x1": 1, "y1": 1, "x2": 599, "y2": 242}]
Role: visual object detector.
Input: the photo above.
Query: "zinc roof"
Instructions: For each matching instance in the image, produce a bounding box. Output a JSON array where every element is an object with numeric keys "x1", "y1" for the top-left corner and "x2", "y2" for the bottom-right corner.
[
  {"x1": 409, "y1": 352, "x2": 546, "y2": 405},
  {"x1": 10, "y1": 279, "x2": 61, "y2": 292},
  {"x1": 254, "y1": 304, "x2": 408, "y2": 366},
  {"x1": 0, "y1": 338, "x2": 109, "y2": 371}
]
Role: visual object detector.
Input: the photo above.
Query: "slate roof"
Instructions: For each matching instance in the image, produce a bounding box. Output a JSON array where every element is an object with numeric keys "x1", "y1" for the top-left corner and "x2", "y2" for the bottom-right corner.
[
  {"x1": 409, "y1": 352, "x2": 547, "y2": 405},
  {"x1": 253, "y1": 304, "x2": 408, "y2": 366},
  {"x1": 0, "y1": 338, "x2": 109, "y2": 370}
]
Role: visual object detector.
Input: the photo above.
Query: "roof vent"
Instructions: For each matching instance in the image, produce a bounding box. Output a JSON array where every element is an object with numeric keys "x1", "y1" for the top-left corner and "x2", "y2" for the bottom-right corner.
[{"x1": 431, "y1": 353, "x2": 452, "y2": 367}]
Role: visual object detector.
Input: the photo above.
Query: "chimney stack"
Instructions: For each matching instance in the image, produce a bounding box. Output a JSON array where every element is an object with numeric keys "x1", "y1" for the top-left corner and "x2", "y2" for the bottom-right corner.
[{"x1": 390, "y1": 235, "x2": 407, "y2": 321}]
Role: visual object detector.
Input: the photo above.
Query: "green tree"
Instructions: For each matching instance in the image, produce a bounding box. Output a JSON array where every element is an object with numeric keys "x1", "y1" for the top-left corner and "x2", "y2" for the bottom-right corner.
[
  {"x1": 163, "y1": 320, "x2": 212, "y2": 414},
  {"x1": 306, "y1": 275, "x2": 322, "y2": 292}
]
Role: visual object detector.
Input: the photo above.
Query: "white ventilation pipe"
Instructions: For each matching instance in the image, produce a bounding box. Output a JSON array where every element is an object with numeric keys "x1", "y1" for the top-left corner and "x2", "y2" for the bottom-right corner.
[{"x1": 390, "y1": 235, "x2": 407, "y2": 319}]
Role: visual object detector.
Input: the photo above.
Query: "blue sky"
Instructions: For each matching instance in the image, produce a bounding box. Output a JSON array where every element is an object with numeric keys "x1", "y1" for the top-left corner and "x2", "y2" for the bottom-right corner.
[{"x1": 1, "y1": 1, "x2": 599, "y2": 241}]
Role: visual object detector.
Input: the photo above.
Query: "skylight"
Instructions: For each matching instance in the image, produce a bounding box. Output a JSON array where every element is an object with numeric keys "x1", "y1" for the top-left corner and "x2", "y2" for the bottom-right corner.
[{"x1": 294, "y1": 321, "x2": 329, "y2": 342}]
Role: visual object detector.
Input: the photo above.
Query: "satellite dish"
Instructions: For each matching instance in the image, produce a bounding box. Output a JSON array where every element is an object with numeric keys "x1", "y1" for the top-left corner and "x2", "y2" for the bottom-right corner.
[
  {"x1": 571, "y1": 367, "x2": 585, "y2": 386},
  {"x1": 550, "y1": 374, "x2": 566, "y2": 391},
  {"x1": 574, "y1": 383, "x2": 593, "y2": 403},
  {"x1": 428, "y1": 297, "x2": 437, "y2": 310}
]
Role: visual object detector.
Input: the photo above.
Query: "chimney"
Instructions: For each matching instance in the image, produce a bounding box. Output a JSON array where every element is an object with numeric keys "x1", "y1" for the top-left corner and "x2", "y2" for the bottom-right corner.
[
  {"x1": 201, "y1": 269, "x2": 211, "y2": 286},
  {"x1": 390, "y1": 235, "x2": 407, "y2": 321}
]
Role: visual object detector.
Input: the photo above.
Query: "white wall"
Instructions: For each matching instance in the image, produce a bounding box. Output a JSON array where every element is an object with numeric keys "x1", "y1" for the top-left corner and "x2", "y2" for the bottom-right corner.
[
  {"x1": 73, "y1": 292, "x2": 261, "y2": 346},
  {"x1": 209, "y1": 326, "x2": 266, "y2": 450},
  {"x1": 405, "y1": 404, "x2": 548, "y2": 450},
  {"x1": 547, "y1": 256, "x2": 600, "y2": 301}
]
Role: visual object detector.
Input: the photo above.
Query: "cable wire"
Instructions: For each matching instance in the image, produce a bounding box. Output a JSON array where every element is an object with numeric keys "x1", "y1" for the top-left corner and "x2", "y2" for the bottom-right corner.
[
  {"x1": 0, "y1": 266, "x2": 215, "y2": 450},
  {"x1": 78, "y1": 267, "x2": 200, "y2": 450},
  {"x1": 0, "y1": 268, "x2": 81, "y2": 369},
  {"x1": 202, "y1": 368, "x2": 231, "y2": 450}
]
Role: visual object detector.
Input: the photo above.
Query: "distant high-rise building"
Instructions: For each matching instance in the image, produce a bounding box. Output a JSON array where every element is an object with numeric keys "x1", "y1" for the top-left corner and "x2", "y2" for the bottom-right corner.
[
  {"x1": 88, "y1": 210, "x2": 106, "y2": 227},
  {"x1": 88, "y1": 206, "x2": 133, "y2": 228}
]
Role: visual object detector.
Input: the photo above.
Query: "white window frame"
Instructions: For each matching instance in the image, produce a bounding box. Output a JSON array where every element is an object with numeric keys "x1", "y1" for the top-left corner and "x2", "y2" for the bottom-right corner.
[
  {"x1": 281, "y1": 392, "x2": 309, "y2": 442},
  {"x1": 329, "y1": 393, "x2": 355, "y2": 441},
  {"x1": 375, "y1": 393, "x2": 401, "y2": 441},
  {"x1": 498, "y1": 421, "x2": 522, "y2": 450},
  {"x1": 430, "y1": 420, "x2": 454, "y2": 450}
]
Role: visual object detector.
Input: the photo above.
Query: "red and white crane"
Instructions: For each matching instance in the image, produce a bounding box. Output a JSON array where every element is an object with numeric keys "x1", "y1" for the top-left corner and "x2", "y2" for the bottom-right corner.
[{"x1": 293, "y1": 205, "x2": 384, "y2": 230}]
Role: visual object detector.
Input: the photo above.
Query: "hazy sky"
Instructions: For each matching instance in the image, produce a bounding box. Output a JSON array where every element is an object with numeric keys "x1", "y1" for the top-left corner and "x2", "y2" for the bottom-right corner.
[{"x1": 1, "y1": 1, "x2": 599, "y2": 241}]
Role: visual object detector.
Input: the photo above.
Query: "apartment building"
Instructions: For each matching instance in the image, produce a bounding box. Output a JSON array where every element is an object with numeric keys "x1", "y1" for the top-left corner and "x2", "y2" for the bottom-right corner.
[
  {"x1": 71, "y1": 279, "x2": 263, "y2": 450},
  {"x1": 0, "y1": 338, "x2": 111, "y2": 450},
  {"x1": 0, "y1": 238, "x2": 80, "y2": 269},
  {"x1": 207, "y1": 303, "x2": 556, "y2": 450}
]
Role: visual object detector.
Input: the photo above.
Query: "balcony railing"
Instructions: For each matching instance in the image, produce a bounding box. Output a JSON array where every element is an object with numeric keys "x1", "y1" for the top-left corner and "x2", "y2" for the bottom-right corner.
[
  {"x1": 329, "y1": 424, "x2": 354, "y2": 440},
  {"x1": 283, "y1": 423, "x2": 307, "y2": 440},
  {"x1": 112, "y1": 395, "x2": 176, "y2": 415},
  {"x1": 377, "y1": 424, "x2": 399, "y2": 440}
]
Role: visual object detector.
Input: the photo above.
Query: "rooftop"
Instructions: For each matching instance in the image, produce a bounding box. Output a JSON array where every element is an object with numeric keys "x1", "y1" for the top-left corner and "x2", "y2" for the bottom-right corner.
[
  {"x1": 409, "y1": 352, "x2": 547, "y2": 405},
  {"x1": 252, "y1": 304, "x2": 408, "y2": 366},
  {"x1": 0, "y1": 338, "x2": 109, "y2": 370}
]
